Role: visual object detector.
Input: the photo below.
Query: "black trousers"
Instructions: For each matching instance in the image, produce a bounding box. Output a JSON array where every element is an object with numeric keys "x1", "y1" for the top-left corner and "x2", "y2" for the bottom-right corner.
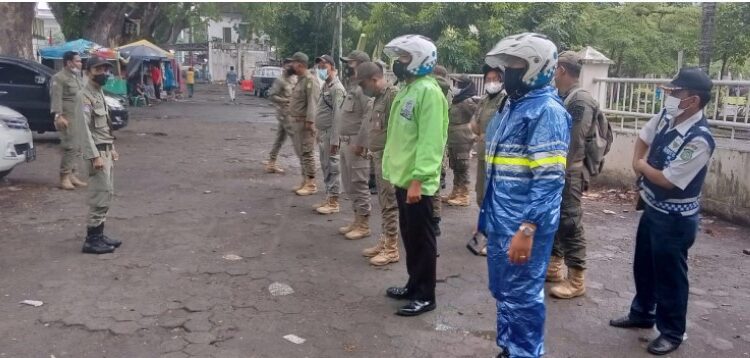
[
  {"x1": 154, "y1": 83, "x2": 162, "y2": 99},
  {"x1": 629, "y1": 206, "x2": 698, "y2": 343},
  {"x1": 395, "y1": 187, "x2": 437, "y2": 301}
]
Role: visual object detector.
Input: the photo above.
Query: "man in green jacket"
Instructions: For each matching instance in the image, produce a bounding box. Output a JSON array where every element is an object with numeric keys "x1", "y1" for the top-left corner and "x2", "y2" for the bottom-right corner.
[{"x1": 382, "y1": 35, "x2": 448, "y2": 317}]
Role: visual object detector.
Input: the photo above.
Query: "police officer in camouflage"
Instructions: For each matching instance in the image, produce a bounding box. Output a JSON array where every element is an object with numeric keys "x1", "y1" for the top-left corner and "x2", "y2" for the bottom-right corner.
[
  {"x1": 73, "y1": 56, "x2": 122, "y2": 254},
  {"x1": 286, "y1": 52, "x2": 320, "y2": 196},
  {"x1": 312, "y1": 55, "x2": 345, "y2": 214},
  {"x1": 545, "y1": 51, "x2": 597, "y2": 298},
  {"x1": 357, "y1": 61, "x2": 401, "y2": 266},
  {"x1": 445, "y1": 74, "x2": 478, "y2": 207},
  {"x1": 51, "y1": 51, "x2": 87, "y2": 190},
  {"x1": 336, "y1": 50, "x2": 373, "y2": 240},
  {"x1": 264, "y1": 59, "x2": 297, "y2": 174}
]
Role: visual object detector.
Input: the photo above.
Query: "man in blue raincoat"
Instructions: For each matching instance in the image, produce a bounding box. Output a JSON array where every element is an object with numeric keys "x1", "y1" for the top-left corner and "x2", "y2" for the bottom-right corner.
[{"x1": 478, "y1": 33, "x2": 571, "y2": 358}]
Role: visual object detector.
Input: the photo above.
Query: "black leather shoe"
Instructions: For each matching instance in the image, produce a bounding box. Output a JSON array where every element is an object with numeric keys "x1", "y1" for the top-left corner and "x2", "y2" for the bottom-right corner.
[
  {"x1": 386, "y1": 286, "x2": 412, "y2": 300},
  {"x1": 609, "y1": 315, "x2": 654, "y2": 329},
  {"x1": 647, "y1": 335, "x2": 681, "y2": 355},
  {"x1": 100, "y1": 223, "x2": 121, "y2": 248},
  {"x1": 396, "y1": 300, "x2": 436, "y2": 316}
]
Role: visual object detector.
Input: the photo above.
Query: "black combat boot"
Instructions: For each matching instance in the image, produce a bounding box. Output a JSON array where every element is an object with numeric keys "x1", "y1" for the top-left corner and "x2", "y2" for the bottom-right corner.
[
  {"x1": 82, "y1": 225, "x2": 115, "y2": 254},
  {"x1": 100, "y1": 223, "x2": 122, "y2": 248}
]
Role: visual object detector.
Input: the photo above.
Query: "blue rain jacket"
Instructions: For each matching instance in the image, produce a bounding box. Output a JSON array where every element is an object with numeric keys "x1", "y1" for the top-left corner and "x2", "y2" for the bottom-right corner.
[{"x1": 478, "y1": 86, "x2": 571, "y2": 358}]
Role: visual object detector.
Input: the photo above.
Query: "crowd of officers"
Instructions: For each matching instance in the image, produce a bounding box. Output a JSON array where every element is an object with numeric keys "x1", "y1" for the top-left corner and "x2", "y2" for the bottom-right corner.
[{"x1": 260, "y1": 45, "x2": 597, "y2": 300}]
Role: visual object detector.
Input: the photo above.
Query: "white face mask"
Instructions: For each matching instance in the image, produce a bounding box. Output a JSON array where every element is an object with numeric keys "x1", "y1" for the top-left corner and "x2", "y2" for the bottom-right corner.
[
  {"x1": 663, "y1": 95, "x2": 687, "y2": 118},
  {"x1": 485, "y1": 82, "x2": 502, "y2": 94},
  {"x1": 451, "y1": 87, "x2": 462, "y2": 96}
]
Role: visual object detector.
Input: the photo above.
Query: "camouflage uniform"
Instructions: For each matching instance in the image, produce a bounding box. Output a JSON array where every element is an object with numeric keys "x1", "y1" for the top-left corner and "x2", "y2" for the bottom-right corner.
[
  {"x1": 447, "y1": 97, "x2": 478, "y2": 189},
  {"x1": 551, "y1": 84, "x2": 596, "y2": 270},
  {"x1": 315, "y1": 76, "x2": 346, "y2": 198},
  {"x1": 368, "y1": 86, "x2": 399, "y2": 239}
]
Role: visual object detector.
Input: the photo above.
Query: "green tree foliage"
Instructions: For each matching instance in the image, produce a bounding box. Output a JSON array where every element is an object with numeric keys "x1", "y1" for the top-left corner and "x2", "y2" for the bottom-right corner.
[{"x1": 714, "y1": 2, "x2": 750, "y2": 77}]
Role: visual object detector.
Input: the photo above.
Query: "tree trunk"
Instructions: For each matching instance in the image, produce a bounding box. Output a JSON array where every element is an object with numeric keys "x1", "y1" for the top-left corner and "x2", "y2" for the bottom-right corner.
[
  {"x1": 720, "y1": 55, "x2": 729, "y2": 79},
  {"x1": 51, "y1": 3, "x2": 163, "y2": 48},
  {"x1": 699, "y1": 2, "x2": 718, "y2": 74},
  {"x1": 0, "y1": 3, "x2": 36, "y2": 59}
]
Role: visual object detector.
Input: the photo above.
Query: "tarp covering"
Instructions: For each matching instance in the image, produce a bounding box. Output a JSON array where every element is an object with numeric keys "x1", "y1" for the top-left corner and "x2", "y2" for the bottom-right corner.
[
  {"x1": 39, "y1": 39, "x2": 117, "y2": 60},
  {"x1": 117, "y1": 39, "x2": 174, "y2": 59}
]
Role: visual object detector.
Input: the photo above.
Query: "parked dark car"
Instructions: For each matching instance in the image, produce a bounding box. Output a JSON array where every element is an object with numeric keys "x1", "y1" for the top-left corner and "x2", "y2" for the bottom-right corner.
[
  {"x1": 251, "y1": 66, "x2": 282, "y2": 97},
  {"x1": 0, "y1": 56, "x2": 128, "y2": 133}
]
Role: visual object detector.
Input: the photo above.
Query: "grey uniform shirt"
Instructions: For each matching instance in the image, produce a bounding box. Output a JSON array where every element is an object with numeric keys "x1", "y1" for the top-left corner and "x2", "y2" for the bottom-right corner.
[
  {"x1": 315, "y1": 76, "x2": 346, "y2": 136},
  {"x1": 639, "y1": 111, "x2": 711, "y2": 190},
  {"x1": 335, "y1": 83, "x2": 373, "y2": 147},
  {"x1": 74, "y1": 83, "x2": 114, "y2": 160}
]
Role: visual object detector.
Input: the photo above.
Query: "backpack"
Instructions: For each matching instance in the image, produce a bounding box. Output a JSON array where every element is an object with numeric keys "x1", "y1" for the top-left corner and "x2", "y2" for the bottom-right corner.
[{"x1": 564, "y1": 88, "x2": 614, "y2": 177}]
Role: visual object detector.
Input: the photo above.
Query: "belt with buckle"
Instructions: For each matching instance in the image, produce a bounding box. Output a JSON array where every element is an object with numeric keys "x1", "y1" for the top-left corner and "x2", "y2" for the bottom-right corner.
[{"x1": 95, "y1": 143, "x2": 112, "y2": 151}]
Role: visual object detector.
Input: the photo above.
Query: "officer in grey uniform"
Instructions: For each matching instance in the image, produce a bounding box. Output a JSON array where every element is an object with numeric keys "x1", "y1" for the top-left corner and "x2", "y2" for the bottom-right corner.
[
  {"x1": 51, "y1": 51, "x2": 87, "y2": 190},
  {"x1": 336, "y1": 50, "x2": 374, "y2": 240},
  {"x1": 312, "y1": 55, "x2": 346, "y2": 214},
  {"x1": 73, "y1": 56, "x2": 122, "y2": 254},
  {"x1": 264, "y1": 59, "x2": 297, "y2": 174},
  {"x1": 546, "y1": 51, "x2": 598, "y2": 299}
]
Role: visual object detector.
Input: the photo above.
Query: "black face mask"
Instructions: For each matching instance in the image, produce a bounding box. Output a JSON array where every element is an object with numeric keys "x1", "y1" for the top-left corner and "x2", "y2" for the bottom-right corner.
[
  {"x1": 286, "y1": 67, "x2": 296, "y2": 76},
  {"x1": 503, "y1": 67, "x2": 529, "y2": 100},
  {"x1": 393, "y1": 62, "x2": 410, "y2": 81},
  {"x1": 93, "y1": 73, "x2": 108, "y2": 86}
]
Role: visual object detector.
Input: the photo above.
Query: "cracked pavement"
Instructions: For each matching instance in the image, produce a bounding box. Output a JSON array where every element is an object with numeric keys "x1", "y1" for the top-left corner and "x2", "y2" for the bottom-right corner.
[{"x1": 0, "y1": 84, "x2": 748, "y2": 358}]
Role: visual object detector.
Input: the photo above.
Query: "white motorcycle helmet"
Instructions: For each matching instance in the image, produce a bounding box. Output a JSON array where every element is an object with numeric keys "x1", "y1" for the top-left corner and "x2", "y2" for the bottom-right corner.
[
  {"x1": 384, "y1": 34, "x2": 438, "y2": 76},
  {"x1": 485, "y1": 32, "x2": 558, "y2": 89}
]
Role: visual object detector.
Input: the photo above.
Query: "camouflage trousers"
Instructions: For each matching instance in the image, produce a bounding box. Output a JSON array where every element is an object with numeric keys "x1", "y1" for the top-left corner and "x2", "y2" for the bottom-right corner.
[
  {"x1": 372, "y1": 151, "x2": 398, "y2": 237},
  {"x1": 317, "y1": 127, "x2": 341, "y2": 196},
  {"x1": 59, "y1": 126, "x2": 80, "y2": 175},
  {"x1": 552, "y1": 168, "x2": 588, "y2": 270},
  {"x1": 433, "y1": 152, "x2": 448, "y2": 219},
  {"x1": 269, "y1": 113, "x2": 293, "y2": 162},
  {"x1": 87, "y1": 149, "x2": 114, "y2": 227},
  {"x1": 290, "y1": 119, "x2": 316, "y2": 178},
  {"x1": 340, "y1": 141, "x2": 371, "y2": 216},
  {"x1": 447, "y1": 143, "x2": 472, "y2": 188}
]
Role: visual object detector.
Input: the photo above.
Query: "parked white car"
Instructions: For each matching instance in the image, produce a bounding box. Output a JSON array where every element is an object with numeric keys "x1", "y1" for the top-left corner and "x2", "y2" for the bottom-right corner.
[{"x1": 0, "y1": 105, "x2": 35, "y2": 179}]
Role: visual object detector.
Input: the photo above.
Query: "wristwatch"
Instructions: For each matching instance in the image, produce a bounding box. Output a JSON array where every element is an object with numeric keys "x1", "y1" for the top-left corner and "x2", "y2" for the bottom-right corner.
[{"x1": 520, "y1": 223, "x2": 536, "y2": 237}]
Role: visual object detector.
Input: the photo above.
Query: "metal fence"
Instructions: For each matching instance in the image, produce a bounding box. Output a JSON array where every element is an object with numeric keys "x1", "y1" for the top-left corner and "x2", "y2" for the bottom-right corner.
[{"x1": 594, "y1": 78, "x2": 750, "y2": 140}]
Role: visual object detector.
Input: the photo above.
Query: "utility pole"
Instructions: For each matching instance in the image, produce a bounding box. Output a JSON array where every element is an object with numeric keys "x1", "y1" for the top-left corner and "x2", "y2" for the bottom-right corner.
[{"x1": 338, "y1": 2, "x2": 343, "y2": 73}]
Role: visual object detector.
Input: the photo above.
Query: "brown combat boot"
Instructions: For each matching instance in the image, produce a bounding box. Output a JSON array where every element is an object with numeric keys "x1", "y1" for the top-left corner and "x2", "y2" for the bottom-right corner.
[
  {"x1": 440, "y1": 187, "x2": 458, "y2": 202},
  {"x1": 362, "y1": 234, "x2": 386, "y2": 257},
  {"x1": 264, "y1": 160, "x2": 285, "y2": 174},
  {"x1": 316, "y1": 196, "x2": 340, "y2": 214},
  {"x1": 550, "y1": 267, "x2": 586, "y2": 299},
  {"x1": 295, "y1": 178, "x2": 317, "y2": 196},
  {"x1": 60, "y1": 173, "x2": 75, "y2": 190},
  {"x1": 447, "y1": 186, "x2": 470, "y2": 206},
  {"x1": 370, "y1": 235, "x2": 400, "y2": 266},
  {"x1": 69, "y1": 173, "x2": 88, "y2": 187},
  {"x1": 545, "y1": 255, "x2": 565, "y2": 282},
  {"x1": 291, "y1": 178, "x2": 305, "y2": 192},
  {"x1": 339, "y1": 216, "x2": 357, "y2": 235},
  {"x1": 345, "y1": 215, "x2": 370, "y2": 240}
]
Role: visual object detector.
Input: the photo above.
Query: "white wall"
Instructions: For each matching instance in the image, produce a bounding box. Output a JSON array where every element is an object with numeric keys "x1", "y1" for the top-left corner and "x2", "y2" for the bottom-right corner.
[
  {"x1": 594, "y1": 130, "x2": 750, "y2": 226},
  {"x1": 208, "y1": 15, "x2": 241, "y2": 43}
]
